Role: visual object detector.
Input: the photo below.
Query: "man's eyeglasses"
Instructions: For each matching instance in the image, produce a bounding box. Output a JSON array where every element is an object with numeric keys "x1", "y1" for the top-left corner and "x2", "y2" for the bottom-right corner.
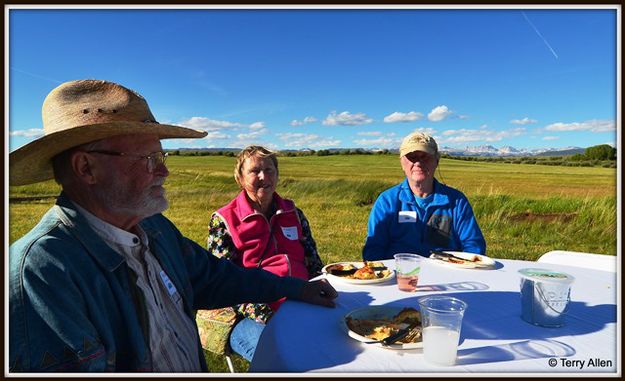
[{"x1": 86, "y1": 150, "x2": 168, "y2": 173}]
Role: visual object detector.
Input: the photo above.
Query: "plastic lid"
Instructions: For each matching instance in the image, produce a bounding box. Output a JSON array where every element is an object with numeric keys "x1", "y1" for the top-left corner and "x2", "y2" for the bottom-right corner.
[{"x1": 518, "y1": 268, "x2": 575, "y2": 284}]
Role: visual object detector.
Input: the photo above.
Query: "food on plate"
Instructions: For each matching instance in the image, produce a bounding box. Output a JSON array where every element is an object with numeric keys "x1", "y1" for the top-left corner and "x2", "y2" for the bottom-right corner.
[
  {"x1": 327, "y1": 261, "x2": 391, "y2": 280},
  {"x1": 335, "y1": 263, "x2": 357, "y2": 271},
  {"x1": 430, "y1": 251, "x2": 488, "y2": 266},
  {"x1": 353, "y1": 265, "x2": 376, "y2": 280},
  {"x1": 345, "y1": 307, "x2": 422, "y2": 344}
]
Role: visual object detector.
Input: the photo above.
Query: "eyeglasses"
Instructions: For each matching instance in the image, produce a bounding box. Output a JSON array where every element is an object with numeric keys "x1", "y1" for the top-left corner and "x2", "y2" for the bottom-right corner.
[{"x1": 86, "y1": 150, "x2": 168, "y2": 173}]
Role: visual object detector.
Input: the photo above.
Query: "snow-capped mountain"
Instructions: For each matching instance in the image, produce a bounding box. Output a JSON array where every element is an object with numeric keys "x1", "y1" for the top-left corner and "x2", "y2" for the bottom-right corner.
[{"x1": 439, "y1": 145, "x2": 584, "y2": 157}]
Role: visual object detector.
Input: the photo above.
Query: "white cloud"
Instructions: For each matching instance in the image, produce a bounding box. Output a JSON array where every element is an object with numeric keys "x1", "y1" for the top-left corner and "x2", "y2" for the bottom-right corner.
[
  {"x1": 383, "y1": 111, "x2": 423, "y2": 123},
  {"x1": 511, "y1": 117, "x2": 538, "y2": 125},
  {"x1": 276, "y1": 132, "x2": 341, "y2": 148},
  {"x1": 357, "y1": 131, "x2": 382, "y2": 136},
  {"x1": 458, "y1": 114, "x2": 470, "y2": 120},
  {"x1": 237, "y1": 128, "x2": 268, "y2": 140},
  {"x1": 542, "y1": 136, "x2": 560, "y2": 141},
  {"x1": 203, "y1": 131, "x2": 230, "y2": 140},
  {"x1": 544, "y1": 119, "x2": 615, "y2": 132},
  {"x1": 410, "y1": 127, "x2": 437, "y2": 136},
  {"x1": 428, "y1": 105, "x2": 452, "y2": 122},
  {"x1": 178, "y1": 117, "x2": 242, "y2": 131},
  {"x1": 9, "y1": 128, "x2": 44, "y2": 137},
  {"x1": 249, "y1": 121, "x2": 265, "y2": 130},
  {"x1": 178, "y1": 116, "x2": 269, "y2": 134},
  {"x1": 438, "y1": 127, "x2": 526, "y2": 143},
  {"x1": 353, "y1": 137, "x2": 398, "y2": 147},
  {"x1": 322, "y1": 111, "x2": 373, "y2": 126},
  {"x1": 290, "y1": 116, "x2": 317, "y2": 126}
]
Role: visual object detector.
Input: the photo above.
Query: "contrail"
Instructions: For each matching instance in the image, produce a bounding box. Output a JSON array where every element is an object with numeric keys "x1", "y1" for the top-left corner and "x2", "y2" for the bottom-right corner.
[
  {"x1": 10, "y1": 67, "x2": 63, "y2": 84},
  {"x1": 521, "y1": 11, "x2": 559, "y2": 59}
]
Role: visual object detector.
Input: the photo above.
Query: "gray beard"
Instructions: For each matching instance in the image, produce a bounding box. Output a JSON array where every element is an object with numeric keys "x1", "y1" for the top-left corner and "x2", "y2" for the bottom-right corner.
[{"x1": 93, "y1": 181, "x2": 169, "y2": 219}]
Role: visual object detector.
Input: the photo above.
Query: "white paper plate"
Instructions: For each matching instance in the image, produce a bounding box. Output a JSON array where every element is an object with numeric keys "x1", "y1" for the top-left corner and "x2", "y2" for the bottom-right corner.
[
  {"x1": 429, "y1": 251, "x2": 496, "y2": 269},
  {"x1": 342, "y1": 305, "x2": 422, "y2": 350},
  {"x1": 322, "y1": 262, "x2": 395, "y2": 284}
]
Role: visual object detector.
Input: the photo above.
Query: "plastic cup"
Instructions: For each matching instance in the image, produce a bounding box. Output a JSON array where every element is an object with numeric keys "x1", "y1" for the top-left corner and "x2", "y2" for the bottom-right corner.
[
  {"x1": 393, "y1": 253, "x2": 422, "y2": 292},
  {"x1": 418, "y1": 296, "x2": 468, "y2": 366}
]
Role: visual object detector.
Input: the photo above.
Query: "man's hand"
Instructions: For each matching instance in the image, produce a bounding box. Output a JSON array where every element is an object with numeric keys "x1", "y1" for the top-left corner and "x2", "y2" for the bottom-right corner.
[{"x1": 298, "y1": 279, "x2": 338, "y2": 307}]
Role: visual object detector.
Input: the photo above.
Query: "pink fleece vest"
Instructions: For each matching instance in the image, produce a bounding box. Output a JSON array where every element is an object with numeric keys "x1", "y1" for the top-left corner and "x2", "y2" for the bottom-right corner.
[{"x1": 216, "y1": 191, "x2": 309, "y2": 311}]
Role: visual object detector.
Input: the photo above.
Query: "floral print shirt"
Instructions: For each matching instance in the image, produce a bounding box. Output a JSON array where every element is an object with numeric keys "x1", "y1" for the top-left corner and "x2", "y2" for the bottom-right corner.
[{"x1": 207, "y1": 208, "x2": 323, "y2": 324}]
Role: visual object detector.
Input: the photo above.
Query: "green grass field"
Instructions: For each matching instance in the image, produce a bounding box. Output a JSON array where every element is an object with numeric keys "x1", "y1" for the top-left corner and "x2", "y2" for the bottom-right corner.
[{"x1": 8, "y1": 154, "x2": 617, "y2": 372}]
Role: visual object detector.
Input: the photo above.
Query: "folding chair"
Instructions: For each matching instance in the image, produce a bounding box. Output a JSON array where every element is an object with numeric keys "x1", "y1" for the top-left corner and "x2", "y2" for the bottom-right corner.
[
  {"x1": 196, "y1": 307, "x2": 239, "y2": 373},
  {"x1": 537, "y1": 250, "x2": 616, "y2": 273}
]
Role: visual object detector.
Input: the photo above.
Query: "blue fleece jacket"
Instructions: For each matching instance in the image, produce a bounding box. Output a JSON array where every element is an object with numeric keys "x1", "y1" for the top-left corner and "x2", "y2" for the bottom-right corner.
[{"x1": 362, "y1": 178, "x2": 486, "y2": 260}]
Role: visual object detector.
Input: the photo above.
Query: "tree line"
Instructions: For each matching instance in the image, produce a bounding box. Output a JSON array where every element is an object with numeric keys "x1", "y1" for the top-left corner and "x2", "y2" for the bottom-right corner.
[{"x1": 166, "y1": 145, "x2": 616, "y2": 168}]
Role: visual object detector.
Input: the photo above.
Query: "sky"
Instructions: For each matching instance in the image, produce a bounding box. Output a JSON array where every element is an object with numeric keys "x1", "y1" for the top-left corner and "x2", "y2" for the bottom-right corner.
[{"x1": 7, "y1": 6, "x2": 619, "y2": 152}]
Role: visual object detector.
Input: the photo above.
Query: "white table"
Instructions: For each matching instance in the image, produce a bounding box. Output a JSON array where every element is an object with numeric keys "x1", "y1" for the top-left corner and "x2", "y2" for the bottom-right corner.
[{"x1": 250, "y1": 258, "x2": 619, "y2": 375}]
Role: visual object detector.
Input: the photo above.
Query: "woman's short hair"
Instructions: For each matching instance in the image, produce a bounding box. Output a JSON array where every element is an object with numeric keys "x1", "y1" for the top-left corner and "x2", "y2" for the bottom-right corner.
[{"x1": 234, "y1": 145, "x2": 279, "y2": 188}]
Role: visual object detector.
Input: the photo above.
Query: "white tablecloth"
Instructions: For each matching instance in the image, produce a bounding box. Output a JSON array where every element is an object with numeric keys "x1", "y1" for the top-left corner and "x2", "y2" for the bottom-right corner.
[{"x1": 250, "y1": 258, "x2": 619, "y2": 375}]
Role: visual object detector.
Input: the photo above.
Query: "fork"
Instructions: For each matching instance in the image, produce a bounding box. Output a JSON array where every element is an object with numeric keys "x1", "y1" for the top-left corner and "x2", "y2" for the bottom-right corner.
[{"x1": 364, "y1": 323, "x2": 420, "y2": 346}]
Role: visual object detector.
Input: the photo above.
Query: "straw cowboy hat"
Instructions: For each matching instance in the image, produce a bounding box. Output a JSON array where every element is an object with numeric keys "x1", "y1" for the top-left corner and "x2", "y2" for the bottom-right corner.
[{"x1": 9, "y1": 79, "x2": 207, "y2": 186}]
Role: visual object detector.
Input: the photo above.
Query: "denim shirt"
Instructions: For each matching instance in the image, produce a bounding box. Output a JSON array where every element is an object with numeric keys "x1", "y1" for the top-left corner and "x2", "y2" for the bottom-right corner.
[
  {"x1": 362, "y1": 178, "x2": 486, "y2": 260},
  {"x1": 9, "y1": 192, "x2": 305, "y2": 372}
]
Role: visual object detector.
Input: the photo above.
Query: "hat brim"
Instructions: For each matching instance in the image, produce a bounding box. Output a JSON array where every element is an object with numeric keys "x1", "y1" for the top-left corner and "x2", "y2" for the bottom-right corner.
[
  {"x1": 9, "y1": 121, "x2": 207, "y2": 186},
  {"x1": 399, "y1": 146, "x2": 437, "y2": 158}
]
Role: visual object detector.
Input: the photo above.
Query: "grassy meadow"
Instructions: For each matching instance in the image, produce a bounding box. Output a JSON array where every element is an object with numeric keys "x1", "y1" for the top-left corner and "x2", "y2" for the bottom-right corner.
[{"x1": 8, "y1": 154, "x2": 617, "y2": 371}]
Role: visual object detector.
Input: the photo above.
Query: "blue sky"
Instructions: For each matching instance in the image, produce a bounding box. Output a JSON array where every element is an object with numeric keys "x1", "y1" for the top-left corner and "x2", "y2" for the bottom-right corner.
[{"x1": 8, "y1": 6, "x2": 618, "y2": 151}]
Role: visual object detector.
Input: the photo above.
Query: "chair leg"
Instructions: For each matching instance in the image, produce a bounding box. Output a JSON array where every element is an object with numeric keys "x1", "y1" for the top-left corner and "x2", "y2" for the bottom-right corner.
[{"x1": 225, "y1": 355, "x2": 235, "y2": 373}]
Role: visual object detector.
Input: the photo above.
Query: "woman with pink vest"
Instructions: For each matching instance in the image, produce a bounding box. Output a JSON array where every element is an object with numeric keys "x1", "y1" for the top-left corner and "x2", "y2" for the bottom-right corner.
[{"x1": 205, "y1": 146, "x2": 324, "y2": 362}]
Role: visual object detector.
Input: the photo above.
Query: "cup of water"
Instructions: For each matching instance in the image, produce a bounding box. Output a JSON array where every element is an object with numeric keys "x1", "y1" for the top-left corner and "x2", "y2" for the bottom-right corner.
[
  {"x1": 393, "y1": 253, "x2": 422, "y2": 292},
  {"x1": 417, "y1": 295, "x2": 468, "y2": 366}
]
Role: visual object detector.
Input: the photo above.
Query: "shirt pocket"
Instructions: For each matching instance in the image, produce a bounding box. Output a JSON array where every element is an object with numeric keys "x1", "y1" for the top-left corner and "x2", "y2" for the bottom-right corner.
[{"x1": 425, "y1": 214, "x2": 453, "y2": 247}]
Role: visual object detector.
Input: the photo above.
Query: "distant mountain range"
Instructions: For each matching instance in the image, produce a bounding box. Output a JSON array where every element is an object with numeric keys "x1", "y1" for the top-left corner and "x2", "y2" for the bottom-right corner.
[
  {"x1": 175, "y1": 145, "x2": 587, "y2": 157},
  {"x1": 438, "y1": 145, "x2": 586, "y2": 157}
]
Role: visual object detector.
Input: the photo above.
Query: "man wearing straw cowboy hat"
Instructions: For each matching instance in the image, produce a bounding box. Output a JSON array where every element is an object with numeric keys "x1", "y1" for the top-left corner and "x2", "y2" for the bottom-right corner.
[{"x1": 8, "y1": 79, "x2": 337, "y2": 372}]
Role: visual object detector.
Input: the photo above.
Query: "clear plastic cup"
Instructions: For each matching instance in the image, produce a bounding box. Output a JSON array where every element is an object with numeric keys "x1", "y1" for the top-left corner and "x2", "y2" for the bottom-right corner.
[
  {"x1": 393, "y1": 253, "x2": 422, "y2": 292},
  {"x1": 418, "y1": 295, "x2": 468, "y2": 366}
]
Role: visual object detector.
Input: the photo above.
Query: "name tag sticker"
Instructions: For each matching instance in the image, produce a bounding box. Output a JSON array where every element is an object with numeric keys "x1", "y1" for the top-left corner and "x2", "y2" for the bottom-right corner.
[
  {"x1": 281, "y1": 226, "x2": 299, "y2": 240},
  {"x1": 398, "y1": 211, "x2": 417, "y2": 223},
  {"x1": 159, "y1": 271, "x2": 177, "y2": 296}
]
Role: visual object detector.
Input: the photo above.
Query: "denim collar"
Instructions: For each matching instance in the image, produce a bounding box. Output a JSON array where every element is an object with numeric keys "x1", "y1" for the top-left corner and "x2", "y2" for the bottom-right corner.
[{"x1": 54, "y1": 192, "x2": 127, "y2": 272}]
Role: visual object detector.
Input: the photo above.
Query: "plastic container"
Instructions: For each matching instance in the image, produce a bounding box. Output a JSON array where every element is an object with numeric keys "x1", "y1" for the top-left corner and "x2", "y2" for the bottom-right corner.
[{"x1": 518, "y1": 268, "x2": 575, "y2": 327}]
